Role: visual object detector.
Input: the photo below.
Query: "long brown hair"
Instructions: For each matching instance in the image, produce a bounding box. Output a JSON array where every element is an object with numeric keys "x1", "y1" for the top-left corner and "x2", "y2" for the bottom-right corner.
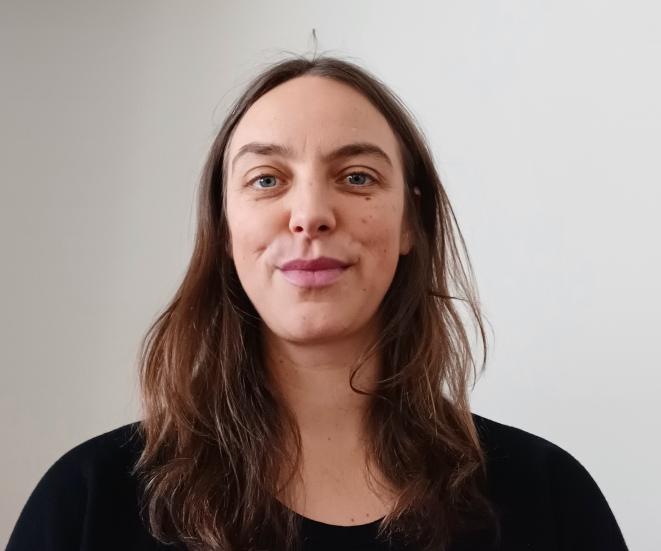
[{"x1": 132, "y1": 54, "x2": 500, "y2": 551}]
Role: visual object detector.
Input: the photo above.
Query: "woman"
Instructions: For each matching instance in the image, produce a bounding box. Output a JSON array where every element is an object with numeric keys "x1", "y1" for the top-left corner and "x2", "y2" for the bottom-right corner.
[{"x1": 7, "y1": 55, "x2": 628, "y2": 551}]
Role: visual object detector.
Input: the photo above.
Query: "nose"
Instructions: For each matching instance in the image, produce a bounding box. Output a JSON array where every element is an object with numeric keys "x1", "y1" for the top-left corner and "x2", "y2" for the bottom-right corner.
[{"x1": 288, "y1": 180, "x2": 336, "y2": 239}]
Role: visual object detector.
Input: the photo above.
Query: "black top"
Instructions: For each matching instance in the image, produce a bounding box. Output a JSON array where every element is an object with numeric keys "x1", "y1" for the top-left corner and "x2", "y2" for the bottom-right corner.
[{"x1": 6, "y1": 414, "x2": 629, "y2": 551}]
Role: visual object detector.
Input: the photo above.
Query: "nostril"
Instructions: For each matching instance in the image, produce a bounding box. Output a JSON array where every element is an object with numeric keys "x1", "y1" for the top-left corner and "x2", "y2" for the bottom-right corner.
[{"x1": 291, "y1": 223, "x2": 330, "y2": 234}]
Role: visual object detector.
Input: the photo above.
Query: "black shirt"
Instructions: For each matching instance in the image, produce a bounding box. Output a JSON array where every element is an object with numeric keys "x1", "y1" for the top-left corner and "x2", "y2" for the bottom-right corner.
[{"x1": 6, "y1": 414, "x2": 629, "y2": 550}]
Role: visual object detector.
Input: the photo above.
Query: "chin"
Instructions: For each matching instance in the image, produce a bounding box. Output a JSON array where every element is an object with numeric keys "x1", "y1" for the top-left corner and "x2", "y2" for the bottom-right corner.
[
  {"x1": 267, "y1": 314, "x2": 352, "y2": 344},
  {"x1": 259, "y1": 303, "x2": 376, "y2": 345},
  {"x1": 281, "y1": 325, "x2": 348, "y2": 345}
]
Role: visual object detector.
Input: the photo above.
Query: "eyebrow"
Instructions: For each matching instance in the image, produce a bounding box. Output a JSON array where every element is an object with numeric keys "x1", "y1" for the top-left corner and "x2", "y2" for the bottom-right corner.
[{"x1": 230, "y1": 141, "x2": 393, "y2": 173}]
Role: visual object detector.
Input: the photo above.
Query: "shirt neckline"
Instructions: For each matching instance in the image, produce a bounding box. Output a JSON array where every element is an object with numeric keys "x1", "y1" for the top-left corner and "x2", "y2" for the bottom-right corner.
[{"x1": 297, "y1": 511, "x2": 386, "y2": 542}]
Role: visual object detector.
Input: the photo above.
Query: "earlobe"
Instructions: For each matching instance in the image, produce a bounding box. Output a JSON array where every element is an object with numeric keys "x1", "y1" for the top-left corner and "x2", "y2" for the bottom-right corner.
[
  {"x1": 400, "y1": 228, "x2": 413, "y2": 255},
  {"x1": 400, "y1": 187, "x2": 419, "y2": 255}
]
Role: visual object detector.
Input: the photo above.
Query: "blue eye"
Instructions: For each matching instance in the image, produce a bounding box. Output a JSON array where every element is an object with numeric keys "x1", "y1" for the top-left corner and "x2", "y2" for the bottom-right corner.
[
  {"x1": 346, "y1": 172, "x2": 375, "y2": 186},
  {"x1": 249, "y1": 172, "x2": 375, "y2": 190},
  {"x1": 252, "y1": 174, "x2": 278, "y2": 189}
]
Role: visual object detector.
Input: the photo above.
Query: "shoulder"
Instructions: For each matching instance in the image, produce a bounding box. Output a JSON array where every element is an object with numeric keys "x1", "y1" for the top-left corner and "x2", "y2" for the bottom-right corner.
[
  {"x1": 6, "y1": 422, "x2": 167, "y2": 551},
  {"x1": 46, "y1": 421, "x2": 143, "y2": 472},
  {"x1": 27, "y1": 421, "x2": 145, "y2": 504},
  {"x1": 472, "y1": 412, "x2": 575, "y2": 470},
  {"x1": 471, "y1": 412, "x2": 610, "y2": 499},
  {"x1": 471, "y1": 411, "x2": 603, "y2": 504},
  {"x1": 50, "y1": 421, "x2": 144, "y2": 476},
  {"x1": 471, "y1": 413, "x2": 629, "y2": 550}
]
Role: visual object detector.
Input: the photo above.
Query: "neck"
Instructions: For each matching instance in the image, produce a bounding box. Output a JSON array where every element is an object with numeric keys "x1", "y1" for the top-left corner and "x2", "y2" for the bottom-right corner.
[
  {"x1": 261, "y1": 322, "x2": 400, "y2": 518},
  {"x1": 262, "y1": 322, "x2": 381, "y2": 444}
]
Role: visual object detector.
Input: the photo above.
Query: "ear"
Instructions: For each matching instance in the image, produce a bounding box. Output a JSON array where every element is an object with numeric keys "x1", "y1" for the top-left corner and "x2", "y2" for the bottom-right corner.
[
  {"x1": 399, "y1": 185, "x2": 419, "y2": 255},
  {"x1": 399, "y1": 220, "x2": 413, "y2": 255}
]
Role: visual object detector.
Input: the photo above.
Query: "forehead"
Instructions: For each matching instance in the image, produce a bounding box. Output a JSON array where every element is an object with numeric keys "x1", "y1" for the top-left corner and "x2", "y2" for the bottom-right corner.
[{"x1": 227, "y1": 75, "x2": 401, "y2": 168}]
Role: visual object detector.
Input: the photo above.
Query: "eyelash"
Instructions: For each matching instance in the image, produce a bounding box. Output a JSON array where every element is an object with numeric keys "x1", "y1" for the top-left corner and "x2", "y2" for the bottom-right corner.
[{"x1": 248, "y1": 171, "x2": 377, "y2": 190}]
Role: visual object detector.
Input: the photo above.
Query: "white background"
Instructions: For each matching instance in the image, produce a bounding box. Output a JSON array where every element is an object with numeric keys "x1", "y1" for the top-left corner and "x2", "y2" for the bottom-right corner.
[{"x1": 2, "y1": 1, "x2": 659, "y2": 548}]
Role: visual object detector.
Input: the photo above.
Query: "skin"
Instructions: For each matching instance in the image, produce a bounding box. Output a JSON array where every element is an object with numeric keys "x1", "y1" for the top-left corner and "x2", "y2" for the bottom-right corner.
[{"x1": 224, "y1": 75, "x2": 412, "y2": 524}]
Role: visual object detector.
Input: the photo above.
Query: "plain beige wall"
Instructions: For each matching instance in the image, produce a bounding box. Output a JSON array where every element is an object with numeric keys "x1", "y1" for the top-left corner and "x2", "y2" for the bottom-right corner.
[{"x1": 2, "y1": 1, "x2": 659, "y2": 548}]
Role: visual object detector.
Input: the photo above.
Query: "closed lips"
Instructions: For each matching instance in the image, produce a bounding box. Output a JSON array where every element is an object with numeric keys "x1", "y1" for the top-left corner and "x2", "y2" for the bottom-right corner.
[
  {"x1": 280, "y1": 257, "x2": 350, "y2": 271},
  {"x1": 278, "y1": 257, "x2": 350, "y2": 288}
]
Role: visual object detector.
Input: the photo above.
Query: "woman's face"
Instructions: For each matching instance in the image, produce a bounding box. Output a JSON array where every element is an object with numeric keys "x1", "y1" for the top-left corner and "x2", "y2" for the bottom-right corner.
[{"x1": 225, "y1": 75, "x2": 412, "y2": 344}]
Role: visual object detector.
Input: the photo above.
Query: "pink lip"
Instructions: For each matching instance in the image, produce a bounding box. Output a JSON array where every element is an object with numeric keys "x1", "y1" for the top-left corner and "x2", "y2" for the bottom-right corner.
[
  {"x1": 279, "y1": 256, "x2": 351, "y2": 288},
  {"x1": 280, "y1": 256, "x2": 350, "y2": 271}
]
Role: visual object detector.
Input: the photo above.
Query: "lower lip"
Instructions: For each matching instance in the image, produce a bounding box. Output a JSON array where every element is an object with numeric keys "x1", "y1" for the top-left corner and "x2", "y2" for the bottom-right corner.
[{"x1": 280, "y1": 267, "x2": 348, "y2": 288}]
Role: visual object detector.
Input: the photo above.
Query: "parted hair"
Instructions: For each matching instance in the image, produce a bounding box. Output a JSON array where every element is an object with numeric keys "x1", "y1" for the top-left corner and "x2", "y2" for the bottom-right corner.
[{"x1": 132, "y1": 53, "x2": 500, "y2": 551}]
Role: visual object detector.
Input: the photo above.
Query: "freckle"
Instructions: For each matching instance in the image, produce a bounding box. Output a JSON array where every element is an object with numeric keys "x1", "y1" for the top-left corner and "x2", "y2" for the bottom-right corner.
[
  {"x1": 361, "y1": 217, "x2": 367, "y2": 224},
  {"x1": 350, "y1": 517, "x2": 355, "y2": 522},
  {"x1": 364, "y1": 197, "x2": 371, "y2": 201},
  {"x1": 362, "y1": 288, "x2": 367, "y2": 292}
]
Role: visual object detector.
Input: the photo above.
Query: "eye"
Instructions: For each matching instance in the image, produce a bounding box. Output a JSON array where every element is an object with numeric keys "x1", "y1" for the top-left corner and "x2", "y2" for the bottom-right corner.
[
  {"x1": 250, "y1": 174, "x2": 279, "y2": 189},
  {"x1": 345, "y1": 172, "x2": 376, "y2": 187}
]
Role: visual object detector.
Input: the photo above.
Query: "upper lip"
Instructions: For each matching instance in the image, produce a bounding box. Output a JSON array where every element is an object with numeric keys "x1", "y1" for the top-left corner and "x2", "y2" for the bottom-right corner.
[{"x1": 280, "y1": 256, "x2": 351, "y2": 271}]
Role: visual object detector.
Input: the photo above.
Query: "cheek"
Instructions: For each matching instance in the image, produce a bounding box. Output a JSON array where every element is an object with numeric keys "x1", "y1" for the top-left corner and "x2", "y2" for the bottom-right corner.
[
  {"x1": 359, "y1": 205, "x2": 403, "y2": 263},
  {"x1": 226, "y1": 206, "x2": 272, "y2": 295},
  {"x1": 227, "y1": 202, "x2": 273, "y2": 261},
  {"x1": 228, "y1": 225, "x2": 272, "y2": 321},
  {"x1": 353, "y1": 211, "x2": 404, "y2": 302}
]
